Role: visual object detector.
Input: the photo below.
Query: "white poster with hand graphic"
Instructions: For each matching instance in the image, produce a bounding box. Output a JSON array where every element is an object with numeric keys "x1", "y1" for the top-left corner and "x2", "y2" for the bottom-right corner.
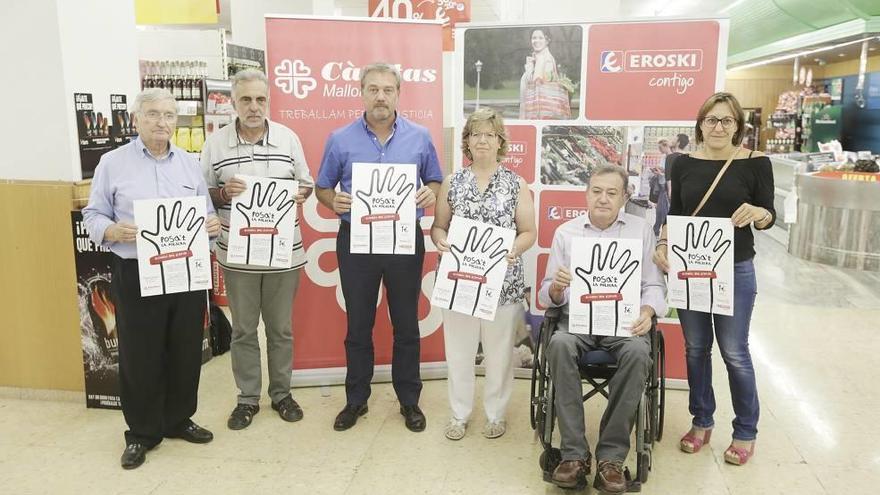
[
  {"x1": 569, "y1": 238, "x2": 642, "y2": 337},
  {"x1": 667, "y1": 215, "x2": 734, "y2": 315},
  {"x1": 431, "y1": 216, "x2": 515, "y2": 321},
  {"x1": 226, "y1": 175, "x2": 299, "y2": 268},
  {"x1": 350, "y1": 162, "x2": 417, "y2": 254},
  {"x1": 134, "y1": 197, "x2": 211, "y2": 297}
]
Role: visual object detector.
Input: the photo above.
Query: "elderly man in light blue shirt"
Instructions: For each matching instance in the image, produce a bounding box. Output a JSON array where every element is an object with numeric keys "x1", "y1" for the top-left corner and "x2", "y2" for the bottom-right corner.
[
  {"x1": 538, "y1": 165, "x2": 666, "y2": 493},
  {"x1": 83, "y1": 88, "x2": 220, "y2": 470}
]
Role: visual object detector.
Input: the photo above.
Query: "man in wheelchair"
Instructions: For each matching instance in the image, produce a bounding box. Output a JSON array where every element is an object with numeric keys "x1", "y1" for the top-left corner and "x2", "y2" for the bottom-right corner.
[{"x1": 537, "y1": 165, "x2": 667, "y2": 492}]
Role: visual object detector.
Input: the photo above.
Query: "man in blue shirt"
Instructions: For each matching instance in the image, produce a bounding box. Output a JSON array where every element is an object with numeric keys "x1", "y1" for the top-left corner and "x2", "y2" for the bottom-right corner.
[
  {"x1": 83, "y1": 88, "x2": 221, "y2": 470},
  {"x1": 316, "y1": 63, "x2": 443, "y2": 433}
]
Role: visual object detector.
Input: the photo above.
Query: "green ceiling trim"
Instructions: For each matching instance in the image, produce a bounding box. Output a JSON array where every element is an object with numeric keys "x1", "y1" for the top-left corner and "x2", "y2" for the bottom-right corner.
[
  {"x1": 727, "y1": 0, "x2": 879, "y2": 55},
  {"x1": 727, "y1": 18, "x2": 878, "y2": 66}
]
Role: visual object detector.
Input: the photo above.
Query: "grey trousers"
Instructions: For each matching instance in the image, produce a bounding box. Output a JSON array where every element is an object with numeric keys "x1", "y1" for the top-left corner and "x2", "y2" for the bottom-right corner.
[
  {"x1": 547, "y1": 319, "x2": 651, "y2": 462},
  {"x1": 223, "y1": 268, "x2": 301, "y2": 405}
]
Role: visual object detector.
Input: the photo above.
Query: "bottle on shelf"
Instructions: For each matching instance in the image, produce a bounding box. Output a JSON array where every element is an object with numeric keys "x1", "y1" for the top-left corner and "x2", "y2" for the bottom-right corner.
[{"x1": 183, "y1": 61, "x2": 193, "y2": 100}]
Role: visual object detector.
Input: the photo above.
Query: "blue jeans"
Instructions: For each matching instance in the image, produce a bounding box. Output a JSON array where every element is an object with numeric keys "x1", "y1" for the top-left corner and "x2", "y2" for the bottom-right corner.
[{"x1": 678, "y1": 259, "x2": 759, "y2": 441}]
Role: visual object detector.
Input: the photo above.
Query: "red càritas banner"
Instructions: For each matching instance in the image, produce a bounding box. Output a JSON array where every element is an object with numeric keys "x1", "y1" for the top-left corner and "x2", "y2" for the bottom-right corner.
[{"x1": 266, "y1": 16, "x2": 445, "y2": 370}]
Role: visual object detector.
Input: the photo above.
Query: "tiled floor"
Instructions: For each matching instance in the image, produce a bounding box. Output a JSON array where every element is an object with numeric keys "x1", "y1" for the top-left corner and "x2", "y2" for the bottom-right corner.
[{"x1": 1, "y1": 232, "x2": 878, "y2": 494}]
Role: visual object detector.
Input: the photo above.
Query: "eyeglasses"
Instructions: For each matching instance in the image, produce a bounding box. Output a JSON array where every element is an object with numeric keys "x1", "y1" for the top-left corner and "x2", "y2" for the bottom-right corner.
[
  {"x1": 142, "y1": 111, "x2": 178, "y2": 123},
  {"x1": 701, "y1": 116, "x2": 737, "y2": 129},
  {"x1": 470, "y1": 132, "x2": 497, "y2": 141}
]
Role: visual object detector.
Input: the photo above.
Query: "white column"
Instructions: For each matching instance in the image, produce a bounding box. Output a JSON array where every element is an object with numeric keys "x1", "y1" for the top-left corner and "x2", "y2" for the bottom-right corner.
[{"x1": 0, "y1": 0, "x2": 140, "y2": 181}]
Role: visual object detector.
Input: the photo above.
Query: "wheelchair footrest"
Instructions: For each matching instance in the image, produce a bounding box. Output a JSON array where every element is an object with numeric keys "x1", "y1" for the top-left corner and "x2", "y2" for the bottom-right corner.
[{"x1": 624, "y1": 467, "x2": 642, "y2": 493}]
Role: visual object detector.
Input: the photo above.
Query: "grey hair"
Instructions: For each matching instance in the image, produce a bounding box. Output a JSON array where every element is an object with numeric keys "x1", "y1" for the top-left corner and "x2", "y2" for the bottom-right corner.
[
  {"x1": 231, "y1": 68, "x2": 269, "y2": 98},
  {"x1": 590, "y1": 165, "x2": 630, "y2": 193},
  {"x1": 360, "y1": 62, "x2": 401, "y2": 90},
  {"x1": 132, "y1": 88, "x2": 176, "y2": 115}
]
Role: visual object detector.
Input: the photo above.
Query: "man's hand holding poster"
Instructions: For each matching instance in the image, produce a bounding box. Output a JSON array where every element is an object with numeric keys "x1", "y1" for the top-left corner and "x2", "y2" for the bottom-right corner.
[
  {"x1": 350, "y1": 162, "x2": 417, "y2": 254},
  {"x1": 431, "y1": 216, "x2": 515, "y2": 321},
  {"x1": 134, "y1": 197, "x2": 211, "y2": 296},
  {"x1": 227, "y1": 175, "x2": 299, "y2": 268},
  {"x1": 569, "y1": 238, "x2": 642, "y2": 337},
  {"x1": 667, "y1": 215, "x2": 734, "y2": 315}
]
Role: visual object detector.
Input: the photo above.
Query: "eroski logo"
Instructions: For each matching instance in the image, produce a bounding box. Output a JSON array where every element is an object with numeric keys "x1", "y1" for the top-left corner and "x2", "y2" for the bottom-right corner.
[
  {"x1": 274, "y1": 59, "x2": 317, "y2": 99},
  {"x1": 599, "y1": 50, "x2": 703, "y2": 73},
  {"x1": 600, "y1": 51, "x2": 623, "y2": 73},
  {"x1": 547, "y1": 206, "x2": 587, "y2": 221}
]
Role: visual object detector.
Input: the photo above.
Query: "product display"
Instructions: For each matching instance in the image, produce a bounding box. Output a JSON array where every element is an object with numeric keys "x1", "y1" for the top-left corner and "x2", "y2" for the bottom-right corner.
[{"x1": 141, "y1": 59, "x2": 207, "y2": 101}]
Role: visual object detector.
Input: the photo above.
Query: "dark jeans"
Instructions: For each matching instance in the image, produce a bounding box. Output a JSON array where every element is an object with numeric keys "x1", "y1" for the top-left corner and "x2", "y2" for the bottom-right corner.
[
  {"x1": 111, "y1": 255, "x2": 206, "y2": 447},
  {"x1": 336, "y1": 222, "x2": 424, "y2": 406},
  {"x1": 678, "y1": 259, "x2": 759, "y2": 440}
]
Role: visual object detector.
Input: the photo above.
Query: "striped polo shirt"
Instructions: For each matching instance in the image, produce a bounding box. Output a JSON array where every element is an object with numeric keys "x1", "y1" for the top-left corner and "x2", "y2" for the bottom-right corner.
[{"x1": 201, "y1": 119, "x2": 314, "y2": 273}]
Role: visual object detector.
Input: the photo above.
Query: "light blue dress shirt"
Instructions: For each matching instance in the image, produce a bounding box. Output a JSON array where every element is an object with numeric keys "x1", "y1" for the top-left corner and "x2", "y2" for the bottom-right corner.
[{"x1": 83, "y1": 137, "x2": 215, "y2": 259}]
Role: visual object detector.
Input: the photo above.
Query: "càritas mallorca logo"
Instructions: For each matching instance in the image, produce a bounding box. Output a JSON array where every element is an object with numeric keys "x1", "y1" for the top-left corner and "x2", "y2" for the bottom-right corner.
[
  {"x1": 599, "y1": 49, "x2": 704, "y2": 95},
  {"x1": 274, "y1": 60, "x2": 317, "y2": 99},
  {"x1": 273, "y1": 59, "x2": 438, "y2": 100}
]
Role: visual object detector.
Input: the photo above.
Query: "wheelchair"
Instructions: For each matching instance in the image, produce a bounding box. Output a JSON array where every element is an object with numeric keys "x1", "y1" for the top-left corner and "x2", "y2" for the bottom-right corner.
[{"x1": 530, "y1": 307, "x2": 666, "y2": 492}]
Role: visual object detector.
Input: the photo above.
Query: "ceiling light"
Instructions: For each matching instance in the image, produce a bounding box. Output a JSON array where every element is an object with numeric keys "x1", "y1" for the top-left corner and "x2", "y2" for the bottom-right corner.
[
  {"x1": 729, "y1": 36, "x2": 878, "y2": 71},
  {"x1": 720, "y1": 0, "x2": 747, "y2": 14}
]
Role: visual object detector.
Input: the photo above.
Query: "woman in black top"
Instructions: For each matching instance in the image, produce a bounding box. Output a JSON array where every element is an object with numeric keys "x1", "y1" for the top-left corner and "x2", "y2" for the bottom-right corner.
[{"x1": 653, "y1": 92, "x2": 775, "y2": 466}]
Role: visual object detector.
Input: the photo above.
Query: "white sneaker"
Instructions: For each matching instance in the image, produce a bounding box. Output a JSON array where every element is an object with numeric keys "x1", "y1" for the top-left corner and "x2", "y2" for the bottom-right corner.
[
  {"x1": 445, "y1": 418, "x2": 467, "y2": 440},
  {"x1": 483, "y1": 419, "x2": 507, "y2": 439}
]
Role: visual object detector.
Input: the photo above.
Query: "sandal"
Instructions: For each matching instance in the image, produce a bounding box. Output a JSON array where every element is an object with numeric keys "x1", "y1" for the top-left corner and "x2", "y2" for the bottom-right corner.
[
  {"x1": 724, "y1": 441, "x2": 755, "y2": 465},
  {"x1": 483, "y1": 419, "x2": 507, "y2": 439},
  {"x1": 444, "y1": 418, "x2": 467, "y2": 441},
  {"x1": 679, "y1": 427, "x2": 712, "y2": 453}
]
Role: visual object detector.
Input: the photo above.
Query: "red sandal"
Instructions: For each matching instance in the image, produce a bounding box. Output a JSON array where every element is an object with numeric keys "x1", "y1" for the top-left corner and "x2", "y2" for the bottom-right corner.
[
  {"x1": 679, "y1": 428, "x2": 712, "y2": 453},
  {"x1": 724, "y1": 441, "x2": 755, "y2": 465}
]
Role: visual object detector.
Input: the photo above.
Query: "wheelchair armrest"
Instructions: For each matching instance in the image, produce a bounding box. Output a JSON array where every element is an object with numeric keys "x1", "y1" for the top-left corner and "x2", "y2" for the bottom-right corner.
[
  {"x1": 543, "y1": 306, "x2": 563, "y2": 321},
  {"x1": 537, "y1": 307, "x2": 565, "y2": 349}
]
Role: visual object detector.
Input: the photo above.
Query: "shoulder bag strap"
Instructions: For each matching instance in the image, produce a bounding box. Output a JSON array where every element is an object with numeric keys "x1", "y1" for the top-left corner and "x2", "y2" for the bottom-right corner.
[{"x1": 691, "y1": 147, "x2": 740, "y2": 216}]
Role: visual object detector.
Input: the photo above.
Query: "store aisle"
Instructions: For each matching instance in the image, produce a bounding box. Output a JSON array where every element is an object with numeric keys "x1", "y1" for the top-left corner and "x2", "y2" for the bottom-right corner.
[{"x1": 1, "y1": 232, "x2": 878, "y2": 494}]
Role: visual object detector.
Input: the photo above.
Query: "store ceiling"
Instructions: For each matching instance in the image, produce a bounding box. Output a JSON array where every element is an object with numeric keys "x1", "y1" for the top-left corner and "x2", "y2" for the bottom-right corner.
[{"x1": 214, "y1": 0, "x2": 879, "y2": 67}]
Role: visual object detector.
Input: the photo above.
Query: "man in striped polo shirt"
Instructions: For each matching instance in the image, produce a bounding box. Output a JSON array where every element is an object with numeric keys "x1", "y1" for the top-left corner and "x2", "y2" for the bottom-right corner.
[{"x1": 201, "y1": 69, "x2": 314, "y2": 430}]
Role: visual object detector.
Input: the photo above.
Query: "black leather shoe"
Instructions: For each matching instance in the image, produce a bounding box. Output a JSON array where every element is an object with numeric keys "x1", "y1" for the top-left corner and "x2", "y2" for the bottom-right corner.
[
  {"x1": 334, "y1": 404, "x2": 368, "y2": 431},
  {"x1": 228, "y1": 403, "x2": 260, "y2": 430},
  {"x1": 170, "y1": 422, "x2": 214, "y2": 444},
  {"x1": 400, "y1": 405, "x2": 426, "y2": 432},
  {"x1": 272, "y1": 395, "x2": 303, "y2": 423},
  {"x1": 120, "y1": 443, "x2": 148, "y2": 470}
]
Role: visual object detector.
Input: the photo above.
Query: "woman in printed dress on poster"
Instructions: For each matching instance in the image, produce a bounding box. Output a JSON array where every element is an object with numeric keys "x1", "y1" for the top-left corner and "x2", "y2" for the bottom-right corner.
[
  {"x1": 519, "y1": 28, "x2": 571, "y2": 120},
  {"x1": 431, "y1": 108, "x2": 536, "y2": 440}
]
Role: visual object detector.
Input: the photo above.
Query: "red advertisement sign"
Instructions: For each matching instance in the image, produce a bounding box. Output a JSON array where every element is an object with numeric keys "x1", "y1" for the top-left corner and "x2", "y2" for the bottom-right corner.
[
  {"x1": 266, "y1": 17, "x2": 445, "y2": 369},
  {"x1": 501, "y1": 125, "x2": 536, "y2": 183},
  {"x1": 369, "y1": 0, "x2": 471, "y2": 51},
  {"x1": 585, "y1": 21, "x2": 720, "y2": 120},
  {"x1": 537, "y1": 189, "x2": 588, "y2": 248}
]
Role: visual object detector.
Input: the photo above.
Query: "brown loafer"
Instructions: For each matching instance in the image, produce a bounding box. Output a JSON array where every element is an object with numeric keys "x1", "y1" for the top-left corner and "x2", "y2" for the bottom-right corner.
[
  {"x1": 551, "y1": 458, "x2": 591, "y2": 489},
  {"x1": 594, "y1": 460, "x2": 627, "y2": 494}
]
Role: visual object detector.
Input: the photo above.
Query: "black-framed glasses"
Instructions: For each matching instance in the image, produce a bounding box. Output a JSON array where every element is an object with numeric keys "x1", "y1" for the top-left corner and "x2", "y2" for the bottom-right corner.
[{"x1": 701, "y1": 116, "x2": 736, "y2": 129}]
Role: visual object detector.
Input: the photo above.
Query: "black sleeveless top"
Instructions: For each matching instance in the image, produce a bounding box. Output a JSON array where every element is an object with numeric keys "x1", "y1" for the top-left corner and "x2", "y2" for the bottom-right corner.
[{"x1": 667, "y1": 153, "x2": 775, "y2": 262}]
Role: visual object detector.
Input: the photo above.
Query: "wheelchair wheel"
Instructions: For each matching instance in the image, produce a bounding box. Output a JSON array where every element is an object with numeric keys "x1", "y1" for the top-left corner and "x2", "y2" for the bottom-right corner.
[
  {"x1": 530, "y1": 334, "x2": 550, "y2": 431},
  {"x1": 657, "y1": 332, "x2": 666, "y2": 442},
  {"x1": 530, "y1": 350, "x2": 541, "y2": 430},
  {"x1": 637, "y1": 451, "x2": 651, "y2": 483}
]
